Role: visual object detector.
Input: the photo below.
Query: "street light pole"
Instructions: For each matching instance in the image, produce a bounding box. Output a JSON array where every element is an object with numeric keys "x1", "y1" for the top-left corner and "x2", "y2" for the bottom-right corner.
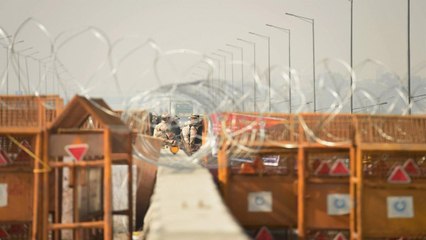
[
  {"x1": 195, "y1": 64, "x2": 214, "y2": 91},
  {"x1": 249, "y1": 32, "x2": 271, "y2": 111},
  {"x1": 226, "y1": 43, "x2": 245, "y2": 111},
  {"x1": 208, "y1": 56, "x2": 222, "y2": 105},
  {"x1": 408, "y1": 0, "x2": 412, "y2": 114},
  {"x1": 286, "y1": 12, "x2": 316, "y2": 112},
  {"x1": 237, "y1": 38, "x2": 257, "y2": 112},
  {"x1": 212, "y1": 52, "x2": 227, "y2": 81},
  {"x1": 350, "y1": 0, "x2": 354, "y2": 113},
  {"x1": 208, "y1": 56, "x2": 221, "y2": 80},
  {"x1": 218, "y1": 49, "x2": 234, "y2": 90},
  {"x1": 266, "y1": 24, "x2": 292, "y2": 113},
  {"x1": 218, "y1": 49, "x2": 236, "y2": 109}
]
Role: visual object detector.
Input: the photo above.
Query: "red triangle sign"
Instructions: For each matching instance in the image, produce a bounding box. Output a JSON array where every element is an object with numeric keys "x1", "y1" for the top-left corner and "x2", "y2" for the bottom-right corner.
[
  {"x1": 0, "y1": 228, "x2": 8, "y2": 238},
  {"x1": 330, "y1": 159, "x2": 350, "y2": 176},
  {"x1": 0, "y1": 149, "x2": 10, "y2": 165},
  {"x1": 312, "y1": 159, "x2": 321, "y2": 172},
  {"x1": 388, "y1": 165, "x2": 411, "y2": 184},
  {"x1": 314, "y1": 161, "x2": 330, "y2": 175},
  {"x1": 15, "y1": 140, "x2": 32, "y2": 162},
  {"x1": 7, "y1": 224, "x2": 26, "y2": 235},
  {"x1": 255, "y1": 226, "x2": 274, "y2": 240},
  {"x1": 313, "y1": 232, "x2": 328, "y2": 240},
  {"x1": 403, "y1": 158, "x2": 421, "y2": 176},
  {"x1": 333, "y1": 232, "x2": 347, "y2": 240},
  {"x1": 65, "y1": 144, "x2": 89, "y2": 161}
]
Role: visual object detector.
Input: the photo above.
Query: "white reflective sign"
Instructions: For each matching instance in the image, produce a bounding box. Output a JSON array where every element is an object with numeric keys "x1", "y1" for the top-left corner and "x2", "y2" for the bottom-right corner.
[
  {"x1": 248, "y1": 191, "x2": 272, "y2": 212},
  {"x1": 0, "y1": 184, "x2": 7, "y2": 207},
  {"x1": 327, "y1": 193, "x2": 350, "y2": 215},
  {"x1": 387, "y1": 196, "x2": 414, "y2": 218}
]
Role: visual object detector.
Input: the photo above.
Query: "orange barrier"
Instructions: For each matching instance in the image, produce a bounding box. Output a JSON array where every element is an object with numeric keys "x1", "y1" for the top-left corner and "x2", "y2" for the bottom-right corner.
[
  {"x1": 218, "y1": 113, "x2": 426, "y2": 240},
  {"x1": 0, "y1": 95, "x2": 63, "y2": 240},
  {"x1": 217, "y1": 113, "x2": 298, "y2": 238},
  {"x1": 353, "y1": 115, "x2": 426, "y2": 239}
]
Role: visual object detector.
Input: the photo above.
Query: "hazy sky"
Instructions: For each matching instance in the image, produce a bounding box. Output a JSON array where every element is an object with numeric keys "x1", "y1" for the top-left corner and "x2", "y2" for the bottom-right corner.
[{"x1": 0, "y1": 0, "x2": 425, "y2": 111}]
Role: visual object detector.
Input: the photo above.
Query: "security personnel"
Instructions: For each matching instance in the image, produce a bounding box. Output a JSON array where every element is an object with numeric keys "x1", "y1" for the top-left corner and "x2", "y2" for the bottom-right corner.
[
  {"x1": 181, "y1": 114, "x2": 203, "y2": 154},
  {"x1": 153, "y1": 113, "x2": 176, "y2": 146}
]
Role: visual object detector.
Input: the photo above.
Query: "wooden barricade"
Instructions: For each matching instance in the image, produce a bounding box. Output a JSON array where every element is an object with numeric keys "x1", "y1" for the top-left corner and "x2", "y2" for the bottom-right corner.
[
  {"x1": 217, "y1": 113, "x2": 298, "y2": 239},
  {"x1": 297, "y1": 113, "x2": 355, "y2": 240},
  {"x1": 0, "y1": 95, "x2": 63, "y2": 240},
  {"x1": 353, "y1": 114, "x2": 426, "y2": 239}
]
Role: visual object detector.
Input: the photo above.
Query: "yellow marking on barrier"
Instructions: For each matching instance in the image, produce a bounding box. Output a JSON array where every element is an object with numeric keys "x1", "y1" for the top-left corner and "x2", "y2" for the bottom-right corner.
[{"x1": 6, "y1": 135, "x2": 50, "y2": 173}]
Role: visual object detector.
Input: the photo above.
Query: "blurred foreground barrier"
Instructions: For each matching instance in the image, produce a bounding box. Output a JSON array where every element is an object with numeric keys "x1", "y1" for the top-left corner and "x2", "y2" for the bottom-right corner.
[{"x1": 142, "y1": 163, "x2": 249, "y2": 240}]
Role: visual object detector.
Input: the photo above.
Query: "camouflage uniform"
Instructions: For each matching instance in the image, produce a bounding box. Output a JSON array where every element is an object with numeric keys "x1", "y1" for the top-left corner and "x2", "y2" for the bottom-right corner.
[
  {"x1": 153, "y1": 119, "x2": 176, "y2": 146},
  {"x1": 181, "y1": 115, "x2": 202, "y2": 154}
]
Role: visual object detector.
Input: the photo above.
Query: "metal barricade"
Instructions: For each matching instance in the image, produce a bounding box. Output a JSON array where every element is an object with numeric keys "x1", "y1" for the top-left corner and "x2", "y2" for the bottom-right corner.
[
  {"x1": 297, "y1": 113, "x2": 355, "y2": 240},
  {"x1": 353, "y1": 114, "x2": 426, "y2": 239},
  {"x1": 0, "y1": 95, "x2": 63, "y2": 240},
  {"x1": 218, "y1": 113, "x2": 298, "y2": 239}
]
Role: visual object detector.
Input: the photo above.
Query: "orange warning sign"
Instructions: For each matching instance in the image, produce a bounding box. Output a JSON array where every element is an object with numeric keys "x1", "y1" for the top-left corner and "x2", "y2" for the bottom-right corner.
[
  {"x1": 65, "y1": 144, "x2": 89, "y2": 161},
  {"x1": 330, "y1": 159, "x2": 350, "y2": 176},
  {"x1": 388, "y1": 165, "x2": 411, "y2": 184}
]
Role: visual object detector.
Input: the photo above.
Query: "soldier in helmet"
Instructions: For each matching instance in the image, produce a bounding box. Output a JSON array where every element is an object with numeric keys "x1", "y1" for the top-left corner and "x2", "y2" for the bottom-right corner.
[
  {"x1": 181, "y1": 114, "x2": 203, "y2": 155},
  {"x1": 153, "y1": 113, "x2": 176, "y2": 147},
  {"x1": 150, "y1": 112, "x2": 160, "y2": 136}
]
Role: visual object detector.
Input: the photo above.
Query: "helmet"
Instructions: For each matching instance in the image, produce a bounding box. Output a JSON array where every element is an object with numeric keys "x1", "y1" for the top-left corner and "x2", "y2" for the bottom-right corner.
[
  {"x1": 189, "y1": 114, "x2": 199, "y2": 119},
  {"x1": 161, "y1": 113, "x2": 171, "y2": 120}
]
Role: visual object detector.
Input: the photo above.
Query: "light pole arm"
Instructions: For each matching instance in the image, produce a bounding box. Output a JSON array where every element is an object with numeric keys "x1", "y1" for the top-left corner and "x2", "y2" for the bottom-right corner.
[
  {"x1": 248, "y1": 32, "x2": 271, "y2": 111},
  {"x1": 226, "y1": 43, "x2": 245, "y2": 111},
  {"x1": 248, "y1": 32, "x2": 269, "y2": 39},
  {"x1": 286, "y1": 12, "x2": 316, "y2": 112},
  {"x1": 237, "y1": 38, "x2": 257, "y2": 111},
  {"x1": 285, "y1": 12, "x2": 314, "y2": 22},
  {"x1": 266, "y1": 24, "x2": 292, "y2": 112}
]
